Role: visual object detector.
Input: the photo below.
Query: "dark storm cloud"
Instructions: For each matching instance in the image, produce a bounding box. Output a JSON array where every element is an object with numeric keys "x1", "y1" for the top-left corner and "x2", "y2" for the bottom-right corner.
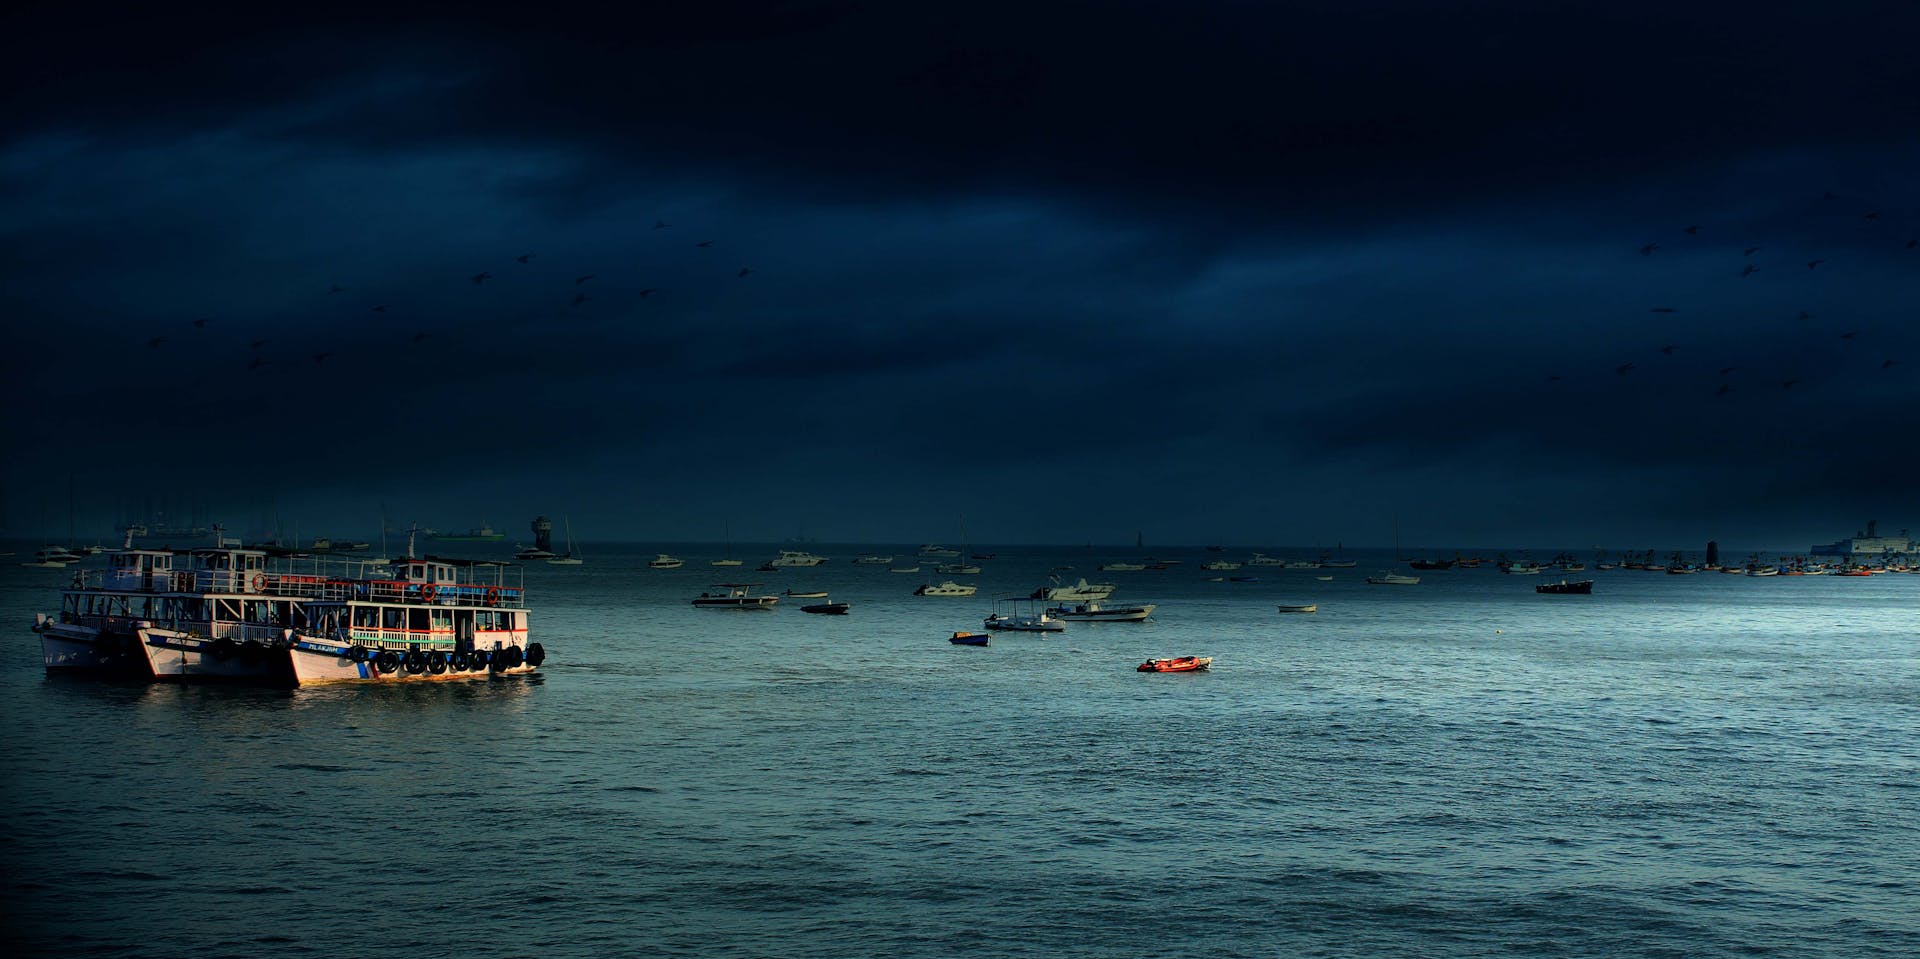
[{"x1": 2, "y1": 1, "x2": 1916, "y2": 545}]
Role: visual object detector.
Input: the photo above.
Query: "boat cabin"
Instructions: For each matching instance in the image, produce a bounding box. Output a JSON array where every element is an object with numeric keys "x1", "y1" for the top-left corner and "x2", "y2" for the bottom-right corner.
[{"x1": 104, "y1": 549, "x2": 177, "y2": 591}]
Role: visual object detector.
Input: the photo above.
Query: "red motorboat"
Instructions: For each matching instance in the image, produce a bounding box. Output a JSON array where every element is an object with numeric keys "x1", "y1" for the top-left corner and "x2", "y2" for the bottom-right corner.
[{"x1": 1137, "y1": 656, "x2": 1212, "y2": 673}]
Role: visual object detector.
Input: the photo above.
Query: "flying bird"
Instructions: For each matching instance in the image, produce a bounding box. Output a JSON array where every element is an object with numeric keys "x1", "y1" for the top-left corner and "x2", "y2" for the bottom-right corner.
[
  {"x1": 1546, "y1": 375, "x2": 1563, "y2": 383},
  {"x1": 147, "y1": 336, "x2": 165, "y2": 348},
  {"x1": 1839, "y1": 331, "x2": 1857, "y2": 340},
  {"x1": 575, "y1": 275, "x2": 594, "y2": 285},
  {"x1": 1863, "y1": 212, "x2": 1880, "y2": 221},
  {"x1": 1743, "y1": 247, "x2": 1762, "y2": 256},
  {"x1": 314, "y1": 352, "x2": 332, "y2": 364},
  {"x1": 1660, "y1": 345, "x2": 1679, "y2": 356},
  {"x1": 1640, "y1": 243, "x2": 1659, "y2": 256},
  {"x1": 571, "y1": 293, "x2": 590, "y2": 308},
  {"x1": 412, "y1": 331, "x2": 431, "y2": 344},
  {"x1": 372, "y1": 305, "x2": 388, "y2": 313},
  {"x1": 249, "y1": 338, "x2": 269, "y2": 350},
  {"x1": 472, "y1": 271, "x2": 493, "y2": 284},
  {"x1": 1718, "y1": 366, "x2": 1737, "y2": 376},
  {"x1": 1822, "y1": 191, "x2": 1837, "y2": 201},
  {"x1": 696, "y1": 240, "x2": 715, "y2": 248},
  {"x1": 1616, "y1": 363, "x2": 1636, "y2": 375},
  {"x1": 192, "y1": 318, "x2": 209, "y2": 328},
  {"x1": 1906, "y1": 239, "x2": 1917, "y2": 250},
  {"x1": 737, "y1": 267, "x2": 754, "y2": 278},
  {"x1": 1715, "y1": 384, "x2": 1732, "y2": 397},
  {"x1": 653, "y1": 219, "x2": 671, "y2": 229},
  {"x1": 516, "y1": 253, "x2": 536, "y2": 263},
  {"x1": 1740, "y1": 264, "x2": 1758, "y2": 277},
  {"x1": 1781, "y1": 379, "x2": 1800, "y2": 390},
  {"x1": 1650, "y1": 307, "x2": 1678, "y2": 314},
  {"x1": 1807, "y1": 259, "x2": 1825, "y2": 270},
  {"x1": 1796, "y1": 311, "x2": 1814, "y2": 321},
  {"x1": 1684, "y1": 225, "x2": 1701, "y2": 235},
  {"x1": 638, "y1": 288, "x2": 657, "y2": 299},
  {"x1": 248, "y1": 357, "x2": 268, "y2": 371},
  {"x1": 1884, "y1": 359, "x2": 1901, "y2": 369},
  {"x1": 328, "y1": 284, "x2": 345, "y2": 294}
]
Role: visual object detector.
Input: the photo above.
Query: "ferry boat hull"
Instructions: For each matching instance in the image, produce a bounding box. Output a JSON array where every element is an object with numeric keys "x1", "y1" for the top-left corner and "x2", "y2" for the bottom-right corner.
[
  {"x1": 286, "y1": 636, "x2": 542, "y2": 685},
  {"x1": 137, "y1": 626, "x2": 296, "y2": 684},
  {"x1": 35, "y1": 619, "x2": 152, "y2": 677}
]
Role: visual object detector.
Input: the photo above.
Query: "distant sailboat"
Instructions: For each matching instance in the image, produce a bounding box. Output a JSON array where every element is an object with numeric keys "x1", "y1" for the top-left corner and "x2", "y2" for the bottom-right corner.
[
  {"x1": 712, "y1": 520, "x2": 743, "y2": 567},
  {"x1": 547, "y1": 516, "x2": 584, "y2": 565}
]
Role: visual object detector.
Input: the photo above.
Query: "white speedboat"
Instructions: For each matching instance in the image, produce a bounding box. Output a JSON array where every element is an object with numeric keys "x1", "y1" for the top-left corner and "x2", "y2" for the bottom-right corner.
[
  {"x1": 767, "y1": 550, "x2": 828, "y2": 567},
  {"x1": 692, "y1": 584, "x2": 779, "y2": 608},
  {"x1": 890, "y1": 566, "x2": 922, "y2": 573},
  {"x1": 1366, "y1": 571, "x2": 1420, "y2": 585},
  {"x1": 1029, "y1": 577, "x2": 1116, "y2": 601},
  {"x1": 1247, "y1": 553, "x2": 1287, "y2": 567},
  {"x1": 1047, "y1": 600, "x2": 1155, "y2": 622},
  {"x1": 1201, "y1": 559, "x2": 1242, "y2": 571},
  {"x1": 913, "y1": 581, "x2": 977, "y2": 597},
  {"x1": 852, "y1": 555, "x2": 894, "y2": 565},
  {"x1": 984, "y1": 600, "x2": 1066, "y2": 632},
  {"x1": 935, "y1": 562, "x2": 982, "y2": 574},
  {"x1": 918, "y1": 544, "x2": 962, "y2": 558},
  {"x1": 648, "y1": 554, "x2": 686, "y2": 569},
  {"x1": 1098, "y1": 562, "x2": 1146, "y2": 572}
]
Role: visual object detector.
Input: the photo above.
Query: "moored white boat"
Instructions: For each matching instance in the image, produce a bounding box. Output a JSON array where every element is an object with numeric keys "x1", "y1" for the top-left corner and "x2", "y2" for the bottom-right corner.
[
  {"x1": 1366, "y1": 571, "x2": 1420, "y2": 585},
  {"x1": 1276, "y1": 603, "x2": 1318, "y2": 613},
  {"x1": 984, "y1": 598, "x2": 1066, "y2": 632},
  {"x1": 1098, "y1": 562, "x2": 1146, "y2": 571},
  {"x1": 767, "y1": 550, "x2": 828, "y2": 567},
  {"x1": 648, "y1": 554, "x2": 686, "y2": 569},
  {"x1": 1046, "y1": 600, "x2": 1155, "y2": 622},
  {"x1": 1029, "y1": 576, "x2": 1117, "y2": 601},
  {"x1": 914, "y1": 580, "x2": 978, "y2": 597},
  {"x1": 692, "y1": 583, "x2": 780, "y2": 608}
]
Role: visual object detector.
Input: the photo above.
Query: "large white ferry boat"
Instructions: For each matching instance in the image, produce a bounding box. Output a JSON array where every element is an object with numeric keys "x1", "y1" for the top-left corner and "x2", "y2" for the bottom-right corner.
[{"x1": 281, "y1": 555, "x2": 541, "y2": 684}]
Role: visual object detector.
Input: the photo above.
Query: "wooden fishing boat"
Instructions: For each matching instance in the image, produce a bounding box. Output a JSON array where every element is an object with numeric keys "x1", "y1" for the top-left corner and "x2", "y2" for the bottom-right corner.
[
  {"x1": 1276, "y1": 603, "x2": 1318, "y2": 613},
  {"x1": 800, "y1": 601, "x2": 850, "y2": 615},
  {"x1": 948, "y1": 631, "x2": 989, "y2": 646}
]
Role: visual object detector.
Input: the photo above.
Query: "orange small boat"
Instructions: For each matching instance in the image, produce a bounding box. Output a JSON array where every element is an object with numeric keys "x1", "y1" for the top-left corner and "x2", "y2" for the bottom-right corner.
[{"x1": 1137, "y1": 656, "x2": 1212, "y2": 673}]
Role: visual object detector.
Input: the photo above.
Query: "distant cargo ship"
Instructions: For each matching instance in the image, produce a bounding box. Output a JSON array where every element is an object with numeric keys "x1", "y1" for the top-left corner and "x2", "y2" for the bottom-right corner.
[{"x1": 1811, "y1": 519, "x2": 1913, "y2": 558}]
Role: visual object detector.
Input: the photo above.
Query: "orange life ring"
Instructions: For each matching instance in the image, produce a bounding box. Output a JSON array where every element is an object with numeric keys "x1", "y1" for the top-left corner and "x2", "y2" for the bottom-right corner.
[
  {"x1": 252, "y1": 573, "x2": 267, "y2": 591},
  {"x1": 420, "y1": 583, "x2": 438, "y2": 602},
  {"x1": 485, "y1": 586, "x2": 501, "y2": 607}
]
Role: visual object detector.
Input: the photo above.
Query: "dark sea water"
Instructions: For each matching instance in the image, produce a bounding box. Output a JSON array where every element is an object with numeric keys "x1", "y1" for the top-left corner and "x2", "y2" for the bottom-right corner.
[{"x1": 3, "y1": 542, "x2": 1917, "y2": 958}]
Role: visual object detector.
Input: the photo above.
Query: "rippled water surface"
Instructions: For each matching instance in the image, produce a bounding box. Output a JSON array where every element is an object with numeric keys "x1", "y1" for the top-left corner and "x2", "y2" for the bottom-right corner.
[{"x1": 3, "y1": 544, "x2": 1916, "y2": 957}]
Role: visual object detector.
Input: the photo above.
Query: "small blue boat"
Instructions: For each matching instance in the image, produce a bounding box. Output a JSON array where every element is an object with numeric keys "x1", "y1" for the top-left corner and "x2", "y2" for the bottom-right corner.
[{"x1": 948, "y1": 631, "x2": 989, "y2": 646}]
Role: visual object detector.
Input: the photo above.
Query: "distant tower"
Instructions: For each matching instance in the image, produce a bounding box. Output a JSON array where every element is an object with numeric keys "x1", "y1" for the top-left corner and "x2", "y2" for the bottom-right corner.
[
  {"x1": 1705, "y1": 540, "x2": 1720, "y2": 567},
  {"x1": 532, "y1": 515, "x2": 553, "y2": 552}
]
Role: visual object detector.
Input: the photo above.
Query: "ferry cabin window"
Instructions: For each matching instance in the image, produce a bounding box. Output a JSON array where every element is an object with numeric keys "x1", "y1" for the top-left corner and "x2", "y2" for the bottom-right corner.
[
  {"x1": 431, "y1": 608, "x2": 453, "y2": 630},
  {"x1": 409, "y1": 609, "x2": 429, "y2": 632},
  {"x1": 353, "y1": 606, "x2": 380, "y2": 629},
  {"x1": 217, "y1": 598, "x2": 243, "y2": 621},
  {"x1": 382, "y1": 607, "x2": 406, "y2": 630}
]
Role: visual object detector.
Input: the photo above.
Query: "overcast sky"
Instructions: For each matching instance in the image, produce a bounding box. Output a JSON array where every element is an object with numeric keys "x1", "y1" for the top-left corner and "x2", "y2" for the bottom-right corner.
[{"x1": 2, "y1": 1, "x2": 1916, "y2": 550}]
